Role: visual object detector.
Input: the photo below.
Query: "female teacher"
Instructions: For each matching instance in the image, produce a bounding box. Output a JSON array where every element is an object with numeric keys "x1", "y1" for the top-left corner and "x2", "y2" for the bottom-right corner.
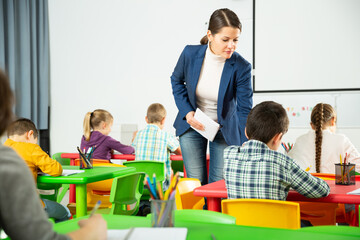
[{"x1": 171, "y1": 8, "x2": 253, "y2": 186}]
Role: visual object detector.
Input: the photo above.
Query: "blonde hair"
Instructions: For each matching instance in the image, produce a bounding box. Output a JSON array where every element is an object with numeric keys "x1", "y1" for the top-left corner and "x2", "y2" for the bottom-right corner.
[
  {"x1": 310, "y1": 103, "x2": 336, "y2": 173},
  {"x1": 83, "y1": 109, "x2": 113, "y2": 141},
  {"x1": 147, "y1": 103, "x2": 166, "y2": 124}
]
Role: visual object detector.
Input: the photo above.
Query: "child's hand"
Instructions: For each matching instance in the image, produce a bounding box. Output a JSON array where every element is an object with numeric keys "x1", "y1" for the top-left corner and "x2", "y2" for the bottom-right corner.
[
  {"x1": 131, "y1": 131, "x2": 138, "y2": 143},
  {"x1": 68, "y1": 214, "x2": 107, "y2": 240}
]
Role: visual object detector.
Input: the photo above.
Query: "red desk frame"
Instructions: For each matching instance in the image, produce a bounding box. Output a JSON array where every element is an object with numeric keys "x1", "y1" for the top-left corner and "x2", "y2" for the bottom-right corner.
[
  {"x1": 193, "y1": 178, "x2": 360, "y2": 226},
  {"x1": 61, "y1": 153, "x2": 209, "y2": 203}
]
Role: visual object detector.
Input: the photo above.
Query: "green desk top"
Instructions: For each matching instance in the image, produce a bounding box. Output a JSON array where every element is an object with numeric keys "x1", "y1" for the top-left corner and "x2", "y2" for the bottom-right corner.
[
  {"x1": 37, "y1": 166, "x2": 135, "y2": 184},
  {"x1": 54, "y1": 214, "x2": 360, "y2": 240}
]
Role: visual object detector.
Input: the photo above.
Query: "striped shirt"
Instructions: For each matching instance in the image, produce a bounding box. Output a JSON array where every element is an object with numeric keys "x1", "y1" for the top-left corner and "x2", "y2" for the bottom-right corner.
[
  {"x1": 132, "y1": 124, "x2": 179, "y2": 180},
  {"x1": 224, "y1": 140, "x2": 330, "y2": 200}
]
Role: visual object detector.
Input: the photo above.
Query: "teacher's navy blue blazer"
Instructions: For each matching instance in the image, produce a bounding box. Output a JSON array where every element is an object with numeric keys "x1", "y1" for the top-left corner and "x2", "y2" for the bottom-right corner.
[{"x1": 171, "y1": 44, "x2": 253, "y2": 146}]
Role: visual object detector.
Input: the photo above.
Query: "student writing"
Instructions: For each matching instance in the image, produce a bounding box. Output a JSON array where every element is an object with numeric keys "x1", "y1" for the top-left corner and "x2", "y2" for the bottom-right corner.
[
  {"x1": 0, "y1": 69, "x2": 107, "y2": 240},
  {"x1": 4, "y1": 118, "x2": 71, "y2": 223},
  {"x1": 224, "y1": 101, "x2": 330, "y2": 201},
  {"x1": 288, "y1": 103, "x2": 360, "y2": 173}
]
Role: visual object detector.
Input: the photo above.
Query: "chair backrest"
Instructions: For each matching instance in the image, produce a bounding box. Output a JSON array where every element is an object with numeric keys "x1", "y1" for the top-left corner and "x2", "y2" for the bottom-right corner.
[
  {"x1": 52, "y1": 152, "x2": 70, "y2": 166},
  {"x1": 298, "y1": 202, "x2": 337, "y2": 226},
  {"x1": 123, "y1": 161, "x2": 165, "y2": 200},
  {"x1": 74, "y1": 158, "x2": 111, "y2": 166},
  {"x1": 109, "y1": 172, "x2": 145, "y2": 215},
  {"x1": 175, "y1": 178, "x2": 205, "y2": 210},
  {"x1": 123, "y1": 160, "x2": 165, "y2": 200},
  {"x1": 86, "y1": 163, "x2": 125, "y2": 208},
  {"x1": 222, "y1": 199, "x2": 300, "y2": 229},
  {"x1": 37, "y1": 152, "x2": 69, "y2": 202},
  {"x1": 37, "y1": 182, "x2": 62, "y2": 202},
  {"x1": 123, "y1": 161, "x2": 165, "y2": 182},
  {"x1": 171, "y1": 160, "x2": 183, "y2": 174}
]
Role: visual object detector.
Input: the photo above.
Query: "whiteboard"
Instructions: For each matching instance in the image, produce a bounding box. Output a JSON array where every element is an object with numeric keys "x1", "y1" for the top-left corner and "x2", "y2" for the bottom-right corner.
[
  {"x1": 336, "y1": 93, "x2": 360, "y2": 128},
  {"x1": 253, "y1": 93, "x2": 360, "y2": 128},
  {"x1": 254, "y1": 0, "x2": 360, "y2": 92}
]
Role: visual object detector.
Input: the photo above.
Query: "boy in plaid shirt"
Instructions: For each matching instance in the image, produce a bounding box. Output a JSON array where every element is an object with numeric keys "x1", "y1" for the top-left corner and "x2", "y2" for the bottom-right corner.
[
  {"x1": 224, "y1": 101, "x2": 330, "y2": 201},
  {"x1": 132, "y1": 103, "x2": 181, "y2": 189}
]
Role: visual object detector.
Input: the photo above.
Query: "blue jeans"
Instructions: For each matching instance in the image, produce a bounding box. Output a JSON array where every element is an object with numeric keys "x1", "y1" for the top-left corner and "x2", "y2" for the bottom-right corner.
[
  {"x1": 179, "y1": 128, "x2": 228, "y2": 186},
  {"x1": 42, "y1": 198, "x2": 71, "y2": 223}
]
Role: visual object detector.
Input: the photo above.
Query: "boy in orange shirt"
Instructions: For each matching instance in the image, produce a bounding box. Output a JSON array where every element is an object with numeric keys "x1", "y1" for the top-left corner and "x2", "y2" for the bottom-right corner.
[{"x1": 4, "y1": 118, "x2": 71, "y2": 222}]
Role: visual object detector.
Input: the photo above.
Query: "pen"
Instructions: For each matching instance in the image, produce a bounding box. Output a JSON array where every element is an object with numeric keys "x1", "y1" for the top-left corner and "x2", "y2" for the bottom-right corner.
[
  {"x1": 123, "y1": 228, "x2": 134, "y2": 240},
  {"x1": 90, "y1": 200, "x2": 101, "y2": 216},
  {"x1": 77, "y1": 147, "x2": 88, "y2": 167}
]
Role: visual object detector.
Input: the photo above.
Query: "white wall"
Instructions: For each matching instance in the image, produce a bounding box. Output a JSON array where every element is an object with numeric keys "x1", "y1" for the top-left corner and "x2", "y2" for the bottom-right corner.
[
  {"x1": 48, "y1": 0, "x2": 360, "y2": 155},
  {"x1": 48, "y1": 0, "x2": 253, "y2": 154}
]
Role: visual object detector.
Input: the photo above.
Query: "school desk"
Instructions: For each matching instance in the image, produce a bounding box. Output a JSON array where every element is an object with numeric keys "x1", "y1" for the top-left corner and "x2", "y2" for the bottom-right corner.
[
  {"x1": 37, "y1": 166, "x2": 135, "y2": 217},
  {"x1": 193, "y1": 179, "x2": 360, "y2": 226},
  {"x1": 61, "y1": 153, "x2": 210, "y2": 203},
  {"x1": 53, "y1": 214, "x2": 360, "y2": 240}
]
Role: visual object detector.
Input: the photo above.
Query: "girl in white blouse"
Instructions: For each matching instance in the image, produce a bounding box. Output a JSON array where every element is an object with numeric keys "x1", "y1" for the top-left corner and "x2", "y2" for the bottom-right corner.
[{"x1": 288, "y1": 103, "x2": 360, "y2": 174}]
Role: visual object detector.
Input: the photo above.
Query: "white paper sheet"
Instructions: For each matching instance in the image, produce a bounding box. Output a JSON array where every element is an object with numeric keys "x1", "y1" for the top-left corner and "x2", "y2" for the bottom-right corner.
[
  {"x1": 347, "y1": 188, "x2": 360, "y2": 195},
  {"x1": 191, "y1": 108, "x2": 220, "y2": 142},
  {"x1": 62, "y1": 169, "x2": 85, "y2": 176},
  {"x1": 107, "y1": 228, "x2": 187, "y2": 240}
]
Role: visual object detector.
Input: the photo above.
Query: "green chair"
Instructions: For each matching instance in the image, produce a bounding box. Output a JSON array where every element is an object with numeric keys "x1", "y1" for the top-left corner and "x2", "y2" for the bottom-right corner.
[
  {"x1": 147, "y1": 209, "x2": 236, "y2": 225},
  {"x1": 37, "y1": 182, "x2": 63, "y2": 202},
  {"x1": 95, "y1": 172, "x2": 145, "y2": 216},
  {"x1": 37, "y1": 152, "x2": 70, "y2": 203},
  {"x1": 171, "y1": 160, "x2": 183, "y2": 175},
  {"x1": 52, "y1": 152, "x2": 71, "y2": 166},
  {"x1": 123, "y1": 161, "x2": 165, "y2": 200}
]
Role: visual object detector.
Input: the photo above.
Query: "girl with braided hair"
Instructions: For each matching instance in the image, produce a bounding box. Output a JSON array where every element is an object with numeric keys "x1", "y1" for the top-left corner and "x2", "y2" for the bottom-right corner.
[{"x1": 289, "y1": 103, "x2": 360, "y2": 174}]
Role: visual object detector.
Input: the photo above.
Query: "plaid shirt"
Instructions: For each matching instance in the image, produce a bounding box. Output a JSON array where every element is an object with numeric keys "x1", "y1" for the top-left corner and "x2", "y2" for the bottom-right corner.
[
  {"x1": 132, "y1": 124, "x2": 179, "y2": 180},
  {"x1": 224, "y1": 140, "x2": 330, "y2": 200}
]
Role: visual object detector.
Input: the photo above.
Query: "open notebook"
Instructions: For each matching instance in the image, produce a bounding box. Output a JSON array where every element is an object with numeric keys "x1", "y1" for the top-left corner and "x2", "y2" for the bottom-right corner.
[
  {"x1": 38, "y1": 169, "x2": 84, "y2": 177},
  {"x1": 107, "y1": 228, "x2": 187, "y2": 240}
]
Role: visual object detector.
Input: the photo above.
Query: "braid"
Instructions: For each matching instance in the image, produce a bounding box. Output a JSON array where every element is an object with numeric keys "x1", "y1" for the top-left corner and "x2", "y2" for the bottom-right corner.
[{"x1": 312, "y1": 103, "x2": 324, "y2": 173}]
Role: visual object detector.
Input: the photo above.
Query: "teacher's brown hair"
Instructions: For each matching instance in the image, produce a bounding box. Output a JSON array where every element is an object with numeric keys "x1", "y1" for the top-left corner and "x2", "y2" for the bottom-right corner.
[
  {"x1": 0, "y1": 69, "x2": 14, "y2": 135},
  {"x1": 200, "y1": 8, "x2": 242, "y2": 45}
]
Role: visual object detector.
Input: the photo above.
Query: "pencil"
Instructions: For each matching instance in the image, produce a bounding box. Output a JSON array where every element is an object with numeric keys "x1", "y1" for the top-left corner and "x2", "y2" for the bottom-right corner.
[
  {"x1": 145, "y1": 175, "x2": 158, "y2": 199},
  {"x1": 152, "y1": 173, "x2": 157, "y2": 192},
  {"x1": 157, "y1": 182, "x2": 163, "y2": 200},
  {"x1": 90, "y1": 200, "x2": 101, "y2": 216},
  {"x1": 77, "y1": 147, "x2": 88, "y2": 168}
]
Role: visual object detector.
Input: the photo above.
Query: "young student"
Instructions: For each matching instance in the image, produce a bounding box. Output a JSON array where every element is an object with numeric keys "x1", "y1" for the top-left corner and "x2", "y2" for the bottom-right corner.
[
  {"x1": 4, "y1": 118, "x2": 71, "y2": 223},
  {"x1": 132, "y1": 103, "x2": 181, "y2": 189},
  {"x1": 288, "y1": 103, "x2": 360, "y2": 173},
  {"x1": 81, "y1": 109, "x2": 134, "y2": 161},
  {"x1": 0, "y1": 69, "x2": 107, "y2": 240},
  {"x1": 224, "y1": 101, "x2": 330, "y2": 201}
]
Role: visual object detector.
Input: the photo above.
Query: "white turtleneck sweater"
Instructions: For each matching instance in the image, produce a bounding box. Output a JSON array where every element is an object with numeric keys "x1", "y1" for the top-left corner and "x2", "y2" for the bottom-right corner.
[{"x1": 196, "y1": 45, "x2": 226, "y2": 122}]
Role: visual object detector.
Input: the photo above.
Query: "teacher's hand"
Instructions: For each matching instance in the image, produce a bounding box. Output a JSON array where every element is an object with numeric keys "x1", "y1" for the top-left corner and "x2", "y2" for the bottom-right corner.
[{"x1": 186, "y1": 111, "x2": 205, "y2": 131}]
